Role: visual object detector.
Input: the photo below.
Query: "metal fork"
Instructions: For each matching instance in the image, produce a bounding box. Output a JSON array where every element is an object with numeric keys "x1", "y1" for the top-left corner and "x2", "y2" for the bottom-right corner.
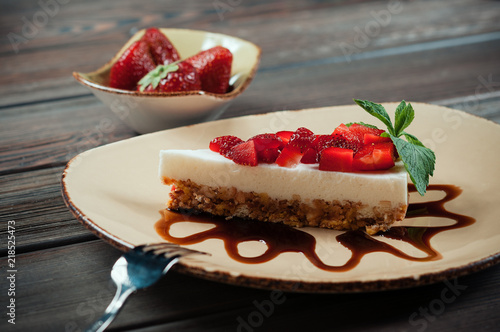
[{"x1": 85, "y1": 243, "x2": 207, "y2": 332}]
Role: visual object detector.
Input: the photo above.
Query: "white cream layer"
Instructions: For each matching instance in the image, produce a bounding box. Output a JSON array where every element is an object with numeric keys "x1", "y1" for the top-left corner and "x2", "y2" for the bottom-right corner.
[{"x1": 159, "y1": 149, "x2": 408, "y2": 210}]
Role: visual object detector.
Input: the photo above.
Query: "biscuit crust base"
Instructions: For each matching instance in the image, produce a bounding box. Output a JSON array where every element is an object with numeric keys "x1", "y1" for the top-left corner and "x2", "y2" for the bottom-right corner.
[{"x1": 164, "y1": 178, "x2": 407, "y2": 235}]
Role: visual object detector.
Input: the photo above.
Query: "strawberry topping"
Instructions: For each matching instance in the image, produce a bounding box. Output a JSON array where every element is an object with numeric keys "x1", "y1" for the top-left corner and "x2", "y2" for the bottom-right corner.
[
  {"x1": 353, "y1": 142, "x2": 396, "y2": 171},
  {"x1": 275, "y1": 127, "x2": 315, "y2": 167},
  {"x1": 300, "y1": 147, "x2": 319, "y2": 164},
  {"x1": 248, "y1": 134, "x2": 284, "y2": 163},
  {"x1": 288, "y1": 127, "x2": 316, "y2": 152},
  {"x1": 319, "y1": 147, "x2": 353, "y2": 172},
  {"x1": 209, "y1": 123, "x2": 397, "y2": 172},
  {"x1": 276, "y1": 131, "x2": 294, "y2": 145},
  {"x1": 275, "y1": 145, "x2": 303, "y2": 167},
  {"x1": 227, "y1": 140, "x2": 258, "y2": 166},
  {"x1": 209, "y1": 135, "x2": 244, "y2": 156}
]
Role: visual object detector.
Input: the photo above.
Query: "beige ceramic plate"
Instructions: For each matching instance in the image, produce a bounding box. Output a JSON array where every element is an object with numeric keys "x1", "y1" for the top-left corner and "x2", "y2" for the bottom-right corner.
[{"x1": 62, "y1": 103, "x2": 500, "y2": 292}]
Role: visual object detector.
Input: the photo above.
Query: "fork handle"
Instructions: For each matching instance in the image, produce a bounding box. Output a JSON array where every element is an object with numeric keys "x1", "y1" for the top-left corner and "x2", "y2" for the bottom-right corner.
[{"x1": 85, "y1": 284, "x2": 136, "y2": 332}]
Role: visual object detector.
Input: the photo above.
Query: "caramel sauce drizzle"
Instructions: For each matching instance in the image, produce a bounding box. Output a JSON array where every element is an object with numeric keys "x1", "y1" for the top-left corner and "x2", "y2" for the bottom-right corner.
[{"x1": 155, "y1": 184, "x2": 475, "y2": 272}]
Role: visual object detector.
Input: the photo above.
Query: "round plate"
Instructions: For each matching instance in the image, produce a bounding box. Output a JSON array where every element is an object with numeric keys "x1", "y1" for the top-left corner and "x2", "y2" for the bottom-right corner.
[{"x1": 62, "y1": 103, "x2": 500, "y2": 293}]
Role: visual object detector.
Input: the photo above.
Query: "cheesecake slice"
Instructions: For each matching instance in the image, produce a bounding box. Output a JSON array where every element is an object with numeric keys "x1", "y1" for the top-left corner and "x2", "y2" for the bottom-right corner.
[
  {"x1": 157, "y1": 100, "x2": 438, "y2": 235},
  {"x1": 159, "y1": 148, "x2": 408, "y2": 235}
]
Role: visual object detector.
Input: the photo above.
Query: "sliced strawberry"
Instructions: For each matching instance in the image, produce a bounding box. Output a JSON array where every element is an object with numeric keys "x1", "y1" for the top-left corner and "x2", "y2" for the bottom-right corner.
[
  {"x1": 141, "y1": 27, "x2": 180, "y2": 65},
  {"x1": 348, "y1": 123, "x2": 385, "y2": 138},
  {"x1": 275, "y1": 127, "x2": 315, "y2": 167},
  {"x1": 315, "y1": 133, "x2": 355, "y2": 154},
  {"x1": 276, "y1": 131, "x2": 294, "y2": 145},
  {"x1": 310, "y1": 134, "x2": 347, "y2": 163},
  {"x1": 288, "y1": 127, "x2": 316, "y2": 152},
  {"x1": 138, "y1": 62, "x2": 201, "y2": 93},
  {"x1": 332, "y1": 123, "x2": 350, "y2": 136},
  {"x1": 352, "y1": 145, "x2": 375, "y2": 171},
  {"x1": 259, "y1": 149, "x2": 281, "y2": 163},
  {"x1": 227, "y1": 140, "x2": 258, "y2": 166},
  {"x1": 249, "y1": 133, "x2": 283, "y2": 163},
  {"x1": 347, "y1": 123, "x2": 385, "y2": 147},
  {"x1": 332, "y1": 124, "x2": 362, "y2": 153},
  {"x1": 353, "y1": 142, "x2": 395, "y2": 171},
  {"x1": 319, "y1": 147, "x2": 353, "y2": 172},
  {"x1": 364, "y1": 133, "x2": 392, "y2": 145},
  {"x1": 315, "y1": 134, "x2": 335, "y2": 150},
  {"x1": 109, "y1": 40, "x2": 156, "y2": 90},
  {"x1": 185, "y1": 46, "x2": 233, "y2": 94},
  {"x1": 372, "y1": 142, "x2": 397, "y2": 169},
  {"x1": 249, "y1": 134, "x2": 284, "y2": 150},
  {"x1": 275, "y1": 145, "x2": 303, "y2": 167},
  {"x1": 332, "y1": 123, "x2": 387, "y2": 153},
  {"x1": 209, "y1": 135, "x2": 243, "y2": 155},
  {"x1": 300, "y1": 147, "x2": 318, "y2": 164}
]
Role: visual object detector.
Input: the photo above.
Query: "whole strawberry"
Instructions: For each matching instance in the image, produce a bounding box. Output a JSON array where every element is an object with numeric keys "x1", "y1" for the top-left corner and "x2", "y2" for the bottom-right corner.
[
  {"x1": 138, "y1": 61, "x2": 201, "y2": 93},
  {"x1": 184, "y1": 46, "x2": 233, "y2": 94},
  {"x1": 141, "y1": 27, "x2": 180, "y2": 65},
  {"x1": 109, "y1": 40, "x2": 156, "y2": 90}
]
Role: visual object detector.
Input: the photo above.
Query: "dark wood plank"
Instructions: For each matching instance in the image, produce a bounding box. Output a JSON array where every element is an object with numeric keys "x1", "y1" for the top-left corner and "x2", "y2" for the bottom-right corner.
[
  {"x1": 0, "y1": 96, "x2": 135, "y2": 174},
  {"x1": 1, "y1": 0, "x2": 499, "y2": 107},
  {"x1": 0, "y1": 166, "x2": 97, "y2": 255},
  {"x1": 4, "y1": 0, "x2": 498, "y2": 53},
  {"x1": 1, "y1": 240, "x2": 499, "y2": 331}
]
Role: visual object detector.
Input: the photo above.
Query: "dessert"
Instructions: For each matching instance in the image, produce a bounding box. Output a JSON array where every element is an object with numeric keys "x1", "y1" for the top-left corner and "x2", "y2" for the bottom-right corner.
[
  {"x1": 108, "y1": 27, "x2": 233, "y2": 94},
  {"x1": 159, "y1": 100, "x2": 436, "y2": 234}
]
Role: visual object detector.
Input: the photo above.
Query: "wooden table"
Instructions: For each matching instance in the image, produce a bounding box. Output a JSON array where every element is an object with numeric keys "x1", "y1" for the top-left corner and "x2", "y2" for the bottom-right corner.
[{"x1": 1, "y1": 0, "x2": 500, "y2": 331}]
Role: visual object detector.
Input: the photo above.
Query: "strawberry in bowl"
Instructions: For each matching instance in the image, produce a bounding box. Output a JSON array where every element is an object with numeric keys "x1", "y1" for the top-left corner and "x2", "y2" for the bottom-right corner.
[
  {"x1": 73, "y1": 28, "x2": 261, "y2": 133},
  {"x1": 108, "y1": 27, "x2": 180, "y2": 91},
  {"x1": 108, "y1": 28, "x2": 234, "y2": 95},
  {"x1": 136, "y1": 45, "x2": 233, "y2": 94}
]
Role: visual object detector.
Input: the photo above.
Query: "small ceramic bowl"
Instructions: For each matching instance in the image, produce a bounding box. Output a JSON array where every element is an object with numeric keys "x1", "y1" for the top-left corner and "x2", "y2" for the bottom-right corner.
[{"x1": 73, "y1": 28, "x2": 261, "y2": 134}]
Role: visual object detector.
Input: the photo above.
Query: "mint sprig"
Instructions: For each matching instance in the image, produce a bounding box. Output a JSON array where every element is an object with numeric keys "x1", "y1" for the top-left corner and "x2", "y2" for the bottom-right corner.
[
  {"x1": 353, "y1": 99, "x2": 436, "y2": 196},
  {"x1": 138, "y1": 61, "x2": 180, "y2": 92}
]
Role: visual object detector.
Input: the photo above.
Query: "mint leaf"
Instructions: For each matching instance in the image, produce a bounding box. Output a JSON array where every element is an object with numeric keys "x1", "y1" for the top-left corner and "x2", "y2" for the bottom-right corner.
[
  {"x1": 138, "y1": 61, "x2": 180, "y2": 92},
  {"x1": 353, "y1": 99, "x2": 394, "y2": 134},
  {"x1": 389, "y1": 134, "x2": 435, "y2": 196},
  {"x1": 394, "y1": 101, "x2": 414, "y2": 136},
  {"x1": 402, "y1": 132, "x2": 425, "y2": 147},
  {"x1": 354, "y1": 99, "x2": 436, "y2": 196}
]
